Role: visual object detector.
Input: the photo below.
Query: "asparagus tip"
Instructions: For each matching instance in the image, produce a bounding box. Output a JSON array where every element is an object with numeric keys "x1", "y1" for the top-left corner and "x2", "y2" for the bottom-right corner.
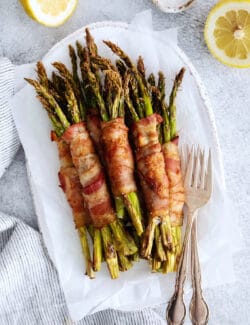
[{"x1": 177, "y1": 67, "x2": 186, "y2": 83}]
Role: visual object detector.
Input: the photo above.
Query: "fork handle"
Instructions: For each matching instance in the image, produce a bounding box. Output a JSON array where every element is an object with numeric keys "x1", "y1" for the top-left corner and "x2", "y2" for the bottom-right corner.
[
  {"x1": 189, "y1": 218, "x2": 209, "y2": 325},
  {"x1": 166, "y1": 209, "x2": 197, "y2": 325}
]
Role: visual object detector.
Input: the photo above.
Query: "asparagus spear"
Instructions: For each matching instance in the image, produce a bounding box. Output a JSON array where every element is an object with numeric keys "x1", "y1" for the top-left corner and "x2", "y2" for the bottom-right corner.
[
  {"x1": 76, "y1": 41, "x2": 85, "y2": 65},
  {"x1": 100, "y1": 226, "x2": 118, "y2": 279},
  {"x1": 52, "y1": 61, "x2": 85, "y2": 121},
  {"x1": 124, "y1": 72, "x2": 140, "y2": 122},
  {"x1": 79, "y1": 226, "x2": 95, "y2": 278},
  {"x1": 69, "y1": 45, "x2": 81, "y2": 86},
  {"x1": 166, "y1": 68, "x2": 185, "y2": 271},
  {"x1": 169, "y1": 68, "x2": 185, "y2": 139},
  {"x1": 147, "y1": 73, "x2": 156, "y2": 87},
  {"x1": 93, "y1": 228, "x2": 102, "y2": 272},
  {"x1": 137, "y1": 55, "x2": 146, "y2": 80},
  {"x1": 155, "y1": 224, "x2": 167, "y2": 261},
  {"x1": 91, "y1": 56, "x2": 117, "y2": 72},
  {"x1": 116, "y1": 59, "x2": 127, "y2": 79},
  {"x1": 151, "y1": 257, "x2": 162, "y2": 273},
  {"x1": 85, "y1": 28, "x2": 98, "y2": 57},
  {"x1": 128, "y1": 72, "x2": 144, "y2": 119},
  {"x1": 118, "y1": 252, "x2": 133, "y2": 271},
  {"x1": 157, "y1": 72, "x2": 171, "y2": 144},
  {"x1": 152, "y1": 68, "x2": 185, "y2": 272},
  {"x1": 81, "y1": 61, "x2": 109, "y2": 121}
]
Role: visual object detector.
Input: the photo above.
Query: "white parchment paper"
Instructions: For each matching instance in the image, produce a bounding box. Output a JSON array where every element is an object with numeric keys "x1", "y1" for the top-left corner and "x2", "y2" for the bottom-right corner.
[{"x1": 11, "y1": 11, "x2": 242, "y2": 322}]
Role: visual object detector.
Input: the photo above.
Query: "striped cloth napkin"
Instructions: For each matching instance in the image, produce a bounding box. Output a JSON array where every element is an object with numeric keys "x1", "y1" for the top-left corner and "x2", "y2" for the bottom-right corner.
[
  {"x1": 0, "y1": 57, "x2": 165, "y2": 324},
  {"x1": 0, "y1": 58, "x2": 19, "y2": 178}
]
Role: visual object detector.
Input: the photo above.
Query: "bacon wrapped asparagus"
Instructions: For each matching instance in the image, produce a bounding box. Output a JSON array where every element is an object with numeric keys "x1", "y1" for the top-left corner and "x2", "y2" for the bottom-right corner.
[
  {"x1": 52, "y1": 133, "x2": 95, "y2": 278},
  {"x1": 130, "y1": 112, "x2": 171, "y2": 259},
  {"x1": 25, "y1": 64, "x2": 95, "y2": 278},
  {"x1": 25, "y1": 62, "x2": 135, "y2": 278},
  {"x1": 78, "y1": 30, "x2": 144, "y2": 238},
  {"x1": 103, "y1": 41, "x2": 174, "y2": 262},
  {"x1": 149, "y1": 68, "x2": 186, "y2": 271},
  {"x1": 53, "y1": 55, "x2": 138, "y2": 257}
]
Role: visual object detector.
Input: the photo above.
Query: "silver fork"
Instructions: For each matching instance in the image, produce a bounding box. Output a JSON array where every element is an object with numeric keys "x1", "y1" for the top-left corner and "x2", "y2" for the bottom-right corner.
[{"x1": 166, "y1": 146, "x2": 212, "y2": 325}]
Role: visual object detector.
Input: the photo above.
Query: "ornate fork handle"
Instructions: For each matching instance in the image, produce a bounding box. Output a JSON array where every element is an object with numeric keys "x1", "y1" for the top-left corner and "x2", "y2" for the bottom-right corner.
[
  {"x1": 166, "y1": 210, "x2": 197, "y2": 325},
  {"x1": 189, "y1": 218, "x2": 209, "y2": 325}
]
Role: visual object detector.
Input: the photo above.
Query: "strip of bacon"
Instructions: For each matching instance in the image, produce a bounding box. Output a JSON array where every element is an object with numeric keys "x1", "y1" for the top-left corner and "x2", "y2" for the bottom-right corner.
[
  {"x1": 101, "y1": 117, "x2": 137, "y2": 196},
  {"x1": 86, "y1": 110, "x2": 103, "y2": 155},
  {"x1": 62, "y1": 123, "x2": 116, "y2": 229},
  {"x1": 132, "y1": 114, "x2": 169, "y2": 218},
  {"x1": 162, "y1": 137, "x2": 185, "y2": 226},
  {"x1": 131, "y1": 113, "x2": 163, "y2": 148},
  {"x1": 51, "y1": 132, "x2": 91, "y2": 228},
  {"x1": 58, "y1": 168, "x2": 90, "y2": 228}
]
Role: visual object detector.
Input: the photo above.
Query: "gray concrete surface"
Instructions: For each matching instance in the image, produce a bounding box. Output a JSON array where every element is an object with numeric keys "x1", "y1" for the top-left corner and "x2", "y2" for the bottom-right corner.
[{"x1": 0, "y1": 0, "x2": 249, "y2": 323}]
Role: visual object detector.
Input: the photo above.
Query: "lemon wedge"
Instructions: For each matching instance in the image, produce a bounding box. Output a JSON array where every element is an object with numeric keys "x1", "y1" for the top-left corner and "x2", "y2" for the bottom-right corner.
[
  {"x1": 20, "y1": 0, "x2": 78, "y2": 27},
  {"x1": 204, "y1": 0, "x2": 250, "y2": 68}
]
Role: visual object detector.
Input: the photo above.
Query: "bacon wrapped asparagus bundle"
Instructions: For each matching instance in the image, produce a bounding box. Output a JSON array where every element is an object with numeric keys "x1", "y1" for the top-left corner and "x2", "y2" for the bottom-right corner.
[
  {"x1": 78, "y1": 30, "x2": 144, "y2": 238},
  {"x1": 25, "y1": 62, "x2": 134, "y2": 278},
  {"x1": 149, "y1": 68, "x2": 186, "y2": 271},
  {"x1": 52, "y1": 132, "x2": 95, "y2": 278},
  {"x1": 103, "y1": 41, "x2": 173, "y2": 262},
  {"x1": 53, "y1": 52, "x2": 138, "y2": 257},
  {"x1": 132, "y1": 114, "x2": 169, "y2": 260},
  {"x1": 25, "y1": 64, "x2": 95, "y2": 278}
]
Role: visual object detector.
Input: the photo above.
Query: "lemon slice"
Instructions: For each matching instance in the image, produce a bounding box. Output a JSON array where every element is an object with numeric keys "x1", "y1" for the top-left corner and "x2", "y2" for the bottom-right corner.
[
  {"x1": 20, "y1": 0, "x2": 78, "y2": 27},
  {"x1": 204, "y1": 0, "x2": 250, "y2": 68}
]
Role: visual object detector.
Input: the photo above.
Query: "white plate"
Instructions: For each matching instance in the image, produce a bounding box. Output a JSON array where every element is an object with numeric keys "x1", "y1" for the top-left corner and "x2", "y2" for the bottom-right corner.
[
  {"x1": 12, "y1": 20, "x2": 237, "y2": 322},
  {"x1": 152, "y1": 0, "x2": 196, "y2": 13}
]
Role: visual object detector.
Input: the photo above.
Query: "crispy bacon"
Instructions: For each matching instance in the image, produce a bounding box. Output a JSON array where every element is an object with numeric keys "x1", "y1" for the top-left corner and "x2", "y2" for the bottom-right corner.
[
  {"x1": 86, "y1": 110, "x2": 102, "y2": 149},
  {"x1": 101, "y1": 117, "x2": 137, "y2": 196},
  {"x1": 58, "y1": 167, "x2": 91, "y2": 228},
  {"x1": 162, "y1": 137, "x2": 185, "y2": 226},
  {"x1": 62, "y1": 122, "x2": 116, "y2": 228},
  {"x1": 82, "y1": 171, "x2": 105, "y2": 195},
  {"x1": 56, "y1": 137, "x2": 74, "y2": 168},
  {"x1": 132, "y1": 114, "x2": 169, "y2": 218},
  {"x1": 131, "y1": 113, "x2": 163, "y2": 148},
  {"x1": 51, "y1": 132, "x2": 91, "y2": 228}
]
